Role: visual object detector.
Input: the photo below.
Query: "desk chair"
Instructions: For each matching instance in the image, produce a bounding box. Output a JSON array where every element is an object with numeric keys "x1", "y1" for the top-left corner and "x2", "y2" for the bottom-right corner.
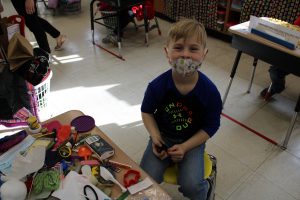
[
  {"x1": 163, "y1": 152, "x2": 217, "y2": 200},
  {"x1": 243, "y1": 57, "x2": 300, "y2": 149},
  {"x1": 132, "y1": 0, "x2": 161, "y2": 44}
]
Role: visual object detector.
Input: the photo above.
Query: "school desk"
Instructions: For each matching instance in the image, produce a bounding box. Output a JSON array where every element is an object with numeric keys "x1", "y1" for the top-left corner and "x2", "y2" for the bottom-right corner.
[{"x1": 222, "y1": 21, "x2": 300, "y2": 149}]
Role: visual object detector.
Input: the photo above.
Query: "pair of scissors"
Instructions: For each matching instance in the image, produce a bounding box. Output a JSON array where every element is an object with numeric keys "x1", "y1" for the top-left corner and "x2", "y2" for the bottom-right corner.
[{"x1": 82, "y1": 185, "x2": 99, "y2": 200}]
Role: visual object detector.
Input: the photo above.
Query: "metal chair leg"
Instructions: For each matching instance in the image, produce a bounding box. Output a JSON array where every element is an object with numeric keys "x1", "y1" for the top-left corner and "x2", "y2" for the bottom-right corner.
[{"x1": 154, "y1": 17, "x2": 161, "y2": 35}]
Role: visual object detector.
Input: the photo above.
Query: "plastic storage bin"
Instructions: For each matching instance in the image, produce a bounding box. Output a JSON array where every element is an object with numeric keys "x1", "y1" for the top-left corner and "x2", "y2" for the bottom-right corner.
[
  {"x1": 59, "y1": 0, "x2": 81, "y2": 14},
  {"x1": 32, "y1": 70, "x2": 53, "y2": 111}
]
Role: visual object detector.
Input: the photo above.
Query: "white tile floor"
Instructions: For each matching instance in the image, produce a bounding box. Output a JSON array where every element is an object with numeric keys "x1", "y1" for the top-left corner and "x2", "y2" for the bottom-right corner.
[{"x1": 1, "y1": 0, "x2": 300, "y2": 199}]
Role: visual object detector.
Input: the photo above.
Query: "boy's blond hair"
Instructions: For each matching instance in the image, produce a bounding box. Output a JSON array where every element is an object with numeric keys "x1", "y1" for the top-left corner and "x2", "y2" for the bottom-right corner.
[{"x1": 167, "y1": 19, "x2": 207, "y2": 49}]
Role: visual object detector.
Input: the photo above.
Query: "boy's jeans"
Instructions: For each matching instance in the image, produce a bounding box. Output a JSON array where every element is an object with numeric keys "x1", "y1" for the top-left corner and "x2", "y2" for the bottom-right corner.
[
  {"x1": 140, "y1": 139, "x2": 208, "y2": 200},
  {"x1": 269, "y1": 65, "x2": 289, "y2": 93}
]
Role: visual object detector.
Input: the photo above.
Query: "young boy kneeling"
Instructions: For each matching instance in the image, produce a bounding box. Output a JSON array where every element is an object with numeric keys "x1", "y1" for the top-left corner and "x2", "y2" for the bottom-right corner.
[{"x1": 140, "y1": 19, "x2": 222, "y2": 200}]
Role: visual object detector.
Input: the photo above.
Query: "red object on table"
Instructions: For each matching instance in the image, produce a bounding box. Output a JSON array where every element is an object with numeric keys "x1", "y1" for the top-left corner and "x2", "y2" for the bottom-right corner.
[
  {"x1": 78, "y1": 145, "x2": 93, "y2": 160},
  {"x1": 42, "y1": 120, "x2": 62, "y2": 133},
  {"x1": 123, "y1": 169, "x2": 141, "y2": 188}
]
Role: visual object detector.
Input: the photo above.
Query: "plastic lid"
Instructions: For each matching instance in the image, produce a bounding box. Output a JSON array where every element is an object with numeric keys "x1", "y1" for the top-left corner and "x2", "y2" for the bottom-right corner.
[{"x1": 70, "y1": 115, "x2": 95, "y2": 133}]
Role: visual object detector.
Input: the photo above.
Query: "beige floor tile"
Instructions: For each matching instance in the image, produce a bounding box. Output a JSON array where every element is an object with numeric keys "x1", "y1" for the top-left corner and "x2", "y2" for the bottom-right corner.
[
  {"x1": 206, "y1": 142, "x2": 253, "y2": 199},
  {"x1": 211, "y1": 117, "x2": 276, "y2": 170},
  {"x1": 256, "y1": 149, "x2": 300, "y2": 199},
  {"x1": 227, "y1": 173, "x2": 297, "y2": 200}
]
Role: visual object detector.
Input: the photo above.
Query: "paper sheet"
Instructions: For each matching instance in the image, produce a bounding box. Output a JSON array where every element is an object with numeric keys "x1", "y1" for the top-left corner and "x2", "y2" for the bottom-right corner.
[{"x1": 8, "y1": 146, "x2": 46, "y2": 180}]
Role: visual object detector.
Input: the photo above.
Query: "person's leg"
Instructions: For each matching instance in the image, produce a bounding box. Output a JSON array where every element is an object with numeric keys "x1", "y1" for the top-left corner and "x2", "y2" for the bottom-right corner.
[
  {"x1": 0, "y1": 0, "x2": 3, "y2": 13},
  {"x1": 269, "y1": 65, "x2": 289, "y2": 93},
  {"x1": 10, "y1": 0, "x2": 51, "y2": 53},
  {"x1": 260, "y1": 65, "x2": 289, "y2": 98},
  {"x1": 140, "y1": 139, "x2": 171, "y2": 183},
  {"x1": 113, "y1": 9, "x2": 134, "y2": 36},
  {"x1": 177, "y1": 144, "x2": 208, "y2": 200},
  {"x1": 37, "y1": 16, "x2": 66, "y2": 51},
  {"x1": 37, "y1": 17, "x2": 60, "y2": 39}
]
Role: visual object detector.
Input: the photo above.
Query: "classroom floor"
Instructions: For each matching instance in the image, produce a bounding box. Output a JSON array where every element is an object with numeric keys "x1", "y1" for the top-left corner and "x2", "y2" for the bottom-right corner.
[{"x1": 1, "y1": 0, "x2": 300, "y2": 199}]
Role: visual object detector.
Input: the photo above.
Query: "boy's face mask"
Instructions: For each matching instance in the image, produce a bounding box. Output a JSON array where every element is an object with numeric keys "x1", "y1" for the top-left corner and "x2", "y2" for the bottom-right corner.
[{"x1": 170, "y1": 58, "x2": 202, "y2": 76}]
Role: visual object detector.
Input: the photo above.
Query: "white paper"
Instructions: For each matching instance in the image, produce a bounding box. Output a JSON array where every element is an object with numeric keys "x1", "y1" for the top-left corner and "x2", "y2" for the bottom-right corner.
[
  {"x1": 7, "y1": 24, "x2": 20, "y2": 41},
  {"x1": 52, "y1": 171, "x2": 111, "y2": 200},
  {"x1": 128, "y1": 177, "x2": 153, "y2": 195},
  {"x1": 249, "y1": 15, "x2": 300, "y2": 48}
]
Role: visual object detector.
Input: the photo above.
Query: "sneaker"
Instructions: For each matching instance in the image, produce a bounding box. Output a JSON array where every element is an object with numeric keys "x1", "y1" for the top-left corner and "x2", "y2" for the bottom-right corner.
[
  {"x1": 260, "y1": 87, "x2": 276, "y2": 101},
  {"x1": 102, "y1": 34, "x2": 118, "y2": 46}
]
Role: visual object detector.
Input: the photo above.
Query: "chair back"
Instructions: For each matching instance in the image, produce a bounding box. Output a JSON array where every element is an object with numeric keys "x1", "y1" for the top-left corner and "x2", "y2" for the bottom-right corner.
[{"x1": 132, "y1": 0, "x2": 155, "y2": 21}]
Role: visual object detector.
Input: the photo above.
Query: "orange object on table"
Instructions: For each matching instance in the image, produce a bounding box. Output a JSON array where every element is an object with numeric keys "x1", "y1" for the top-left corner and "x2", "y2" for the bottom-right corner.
[{"x1": 78, "y1": 145, "x2": 92, "y2": 160}]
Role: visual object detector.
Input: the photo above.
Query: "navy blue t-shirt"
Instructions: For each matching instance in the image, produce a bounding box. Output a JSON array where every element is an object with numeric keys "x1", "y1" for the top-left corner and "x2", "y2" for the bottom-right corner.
[{"x1": 141, "y1": 69, "x2": 222, "y2": 142}]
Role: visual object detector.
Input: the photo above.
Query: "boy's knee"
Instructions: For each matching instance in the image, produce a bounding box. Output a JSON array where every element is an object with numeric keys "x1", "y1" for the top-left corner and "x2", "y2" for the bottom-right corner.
[{"x1": 179, "y1": 179, "x2": 208, "y2": 200}]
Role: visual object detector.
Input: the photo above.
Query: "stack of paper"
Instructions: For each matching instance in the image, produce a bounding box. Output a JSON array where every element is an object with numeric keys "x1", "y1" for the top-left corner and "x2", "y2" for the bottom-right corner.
[{"x1": 248, "y1": 16, "x2": 300, "y2": 50}]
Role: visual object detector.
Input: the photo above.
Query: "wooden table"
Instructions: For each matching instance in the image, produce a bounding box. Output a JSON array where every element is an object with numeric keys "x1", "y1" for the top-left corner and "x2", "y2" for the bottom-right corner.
[
  {"x1": 43, "y1": 110, "x2": 171, "y2": 199},
  {"x1": 222, "y1": 22, "x2": 300, "y2": 149}
]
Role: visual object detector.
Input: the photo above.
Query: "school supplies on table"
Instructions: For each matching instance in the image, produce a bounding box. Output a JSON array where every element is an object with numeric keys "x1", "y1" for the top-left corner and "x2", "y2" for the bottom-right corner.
[
  {"x1": 100, "y1": 166, "x2": 127, "y2": 193},
  {"x1": 85, "y1": 135, "x2": 114, "y2": 161},
  {"x1": 70, "y1": 115, "x2": 95, "y2": 133}
]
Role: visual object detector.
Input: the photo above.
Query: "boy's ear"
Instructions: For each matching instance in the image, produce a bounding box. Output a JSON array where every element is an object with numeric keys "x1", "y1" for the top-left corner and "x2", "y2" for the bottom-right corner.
[
  {"x1": 203, "y1": 48, "x2": 208, "y2": 58},
  {"x1": 164, "y1": 46, "x2": 168, "y2": 57},
  {"x1": 164, "y1": 46, "x2": 170, "y2": 59}
]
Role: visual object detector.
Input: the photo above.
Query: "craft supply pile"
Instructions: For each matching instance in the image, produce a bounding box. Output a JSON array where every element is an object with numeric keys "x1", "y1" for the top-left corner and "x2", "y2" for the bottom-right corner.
[{"x1": 0, "y1": 114, "x2": 154, "y2": 200}]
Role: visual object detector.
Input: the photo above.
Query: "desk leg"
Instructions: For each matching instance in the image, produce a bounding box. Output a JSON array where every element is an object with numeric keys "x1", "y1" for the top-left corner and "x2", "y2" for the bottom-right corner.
[
  {"x1": 282, "y1": 94, "x2": 300, "y2": 149},
  {"x1": 247, "y1": 58, "x2": 258, "y2": 93},
  {"x1": 90, "y1": 0, "x2": 96, "y2": 44},
  {"x1": 117, "y1": 10, "x2": 122, "y2": 56},
  {"x1": 222, "y1": 50, "x2": 242, "y2": 107},
  {"x1": 143, "y1": 2, "x2": 149, "y2": 46}
]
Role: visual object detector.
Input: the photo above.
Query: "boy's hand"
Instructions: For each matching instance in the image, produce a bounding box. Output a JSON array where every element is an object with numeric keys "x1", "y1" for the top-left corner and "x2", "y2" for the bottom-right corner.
[
  {"x1": 152, "y1": 142, "x2": 168, "y2": 160},
  {"x1": 167, "y1": 144, "x2": 186, "y2": 162},
  {"x1": 151, "y1": 135, "x2": 168, "y2": 160},
  {"x1": 25, "y1": 0, "x2": 35, "y2": 14}
]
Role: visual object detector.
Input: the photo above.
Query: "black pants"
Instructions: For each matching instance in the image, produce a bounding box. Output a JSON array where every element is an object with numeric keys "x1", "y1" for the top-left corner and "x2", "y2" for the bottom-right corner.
[
  {"x1": 11, "y1": 0, "x2": 60, "y2": 53},
  {"x1": 112, "y1": 9, "x2": 134, "y2": 36},
  {"x1": 269, "y1": 65, "x2": 290, "y2": 93}
]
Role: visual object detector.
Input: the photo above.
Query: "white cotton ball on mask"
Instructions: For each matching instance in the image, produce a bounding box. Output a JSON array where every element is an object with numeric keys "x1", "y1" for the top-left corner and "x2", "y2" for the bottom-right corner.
[{"x1": 0, "y1": 179, "x2": 27, "y2": 200}]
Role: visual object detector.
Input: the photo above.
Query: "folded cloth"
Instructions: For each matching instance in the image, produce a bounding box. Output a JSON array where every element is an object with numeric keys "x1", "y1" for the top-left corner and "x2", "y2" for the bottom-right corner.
[
  {"x1": 15, "y1": 47, "x2": 50, "y2": 86},
  {"x1": 0, "y1": 130, "x2": 27, "y2": 153}
]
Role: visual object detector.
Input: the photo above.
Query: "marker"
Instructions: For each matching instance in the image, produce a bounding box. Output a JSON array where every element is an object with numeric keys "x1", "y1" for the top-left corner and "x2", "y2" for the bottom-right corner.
[{"x1": 107, "y1": 160, "x2": 132, "y2": 169}]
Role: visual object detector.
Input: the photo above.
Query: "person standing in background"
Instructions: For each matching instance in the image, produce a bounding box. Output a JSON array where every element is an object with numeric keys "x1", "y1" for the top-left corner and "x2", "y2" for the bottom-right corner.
[
  {"x1": 0, "y1": 0, "x2": 4, "y2": 13},
  {"x1": 10, "y1": 0, "x2": 66, "y2": 53}
]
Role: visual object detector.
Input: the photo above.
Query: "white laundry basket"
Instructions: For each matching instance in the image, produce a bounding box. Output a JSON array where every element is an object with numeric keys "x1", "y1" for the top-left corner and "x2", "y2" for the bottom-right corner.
[{"x1": 33, "y1": 70, "x2": 53, "y2": 111}]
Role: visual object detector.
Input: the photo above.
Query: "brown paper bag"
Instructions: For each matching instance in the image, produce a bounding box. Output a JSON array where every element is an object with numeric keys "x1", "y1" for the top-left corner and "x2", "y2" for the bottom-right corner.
[{"x1": 7, "y1": 33, "x2": 33, "y2": 71}]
